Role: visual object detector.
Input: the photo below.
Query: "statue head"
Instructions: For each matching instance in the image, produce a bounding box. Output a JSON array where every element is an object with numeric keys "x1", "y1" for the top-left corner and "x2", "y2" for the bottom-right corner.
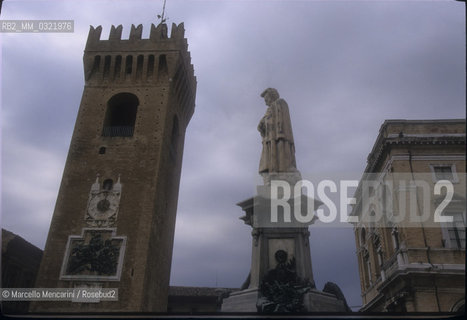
[
  {"x1": 274, "y1": 249, "x2": 288, "y2": 264},
  {"x1": 261, "y1": 88, "x2": 280, "y2": 106}
]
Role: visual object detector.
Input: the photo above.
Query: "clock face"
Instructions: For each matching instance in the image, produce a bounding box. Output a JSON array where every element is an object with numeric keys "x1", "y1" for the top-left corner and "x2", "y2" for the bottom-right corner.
[
  {"x1": 97, "y1": 199, "x2": 110, "y2": 212},
  {"x1": 88, "y1": 192, "x2": 119, "y2": 220}
]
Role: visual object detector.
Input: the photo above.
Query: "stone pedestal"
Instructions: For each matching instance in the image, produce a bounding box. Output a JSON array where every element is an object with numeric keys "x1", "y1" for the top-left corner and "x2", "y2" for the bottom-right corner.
[
  {"x1": 238, "y1": 184, "x2": 320, "y2": 288},
  {"x1": 221, "y1": 288, "x2": 260, "y2": 312},
  {"x1": 221, "y1": 182, "x2": 350, "y2": 312},
  {"x1": 221, "y1": 288, "x2": 349, "y2": 312}
]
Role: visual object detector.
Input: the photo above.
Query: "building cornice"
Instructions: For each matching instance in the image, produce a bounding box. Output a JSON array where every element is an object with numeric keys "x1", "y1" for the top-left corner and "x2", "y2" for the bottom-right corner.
[{"x1": 367, "y1": 134, "x2": 465, "y2": 174}]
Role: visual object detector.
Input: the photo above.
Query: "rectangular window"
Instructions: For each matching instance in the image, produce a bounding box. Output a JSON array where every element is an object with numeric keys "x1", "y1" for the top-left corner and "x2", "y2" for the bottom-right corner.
[
  {"x1": 366, "y1": 259, "x2": 372, "y2": 287},
  {"x1": 442, "y1": 211, "x2": 466, "y2": 249},
  {"x1": 434, "y1": 166, "x2": 454, "y2": 180},
  {"x1": 430, "y1": 164, "x2": 459, "y2": 183}
]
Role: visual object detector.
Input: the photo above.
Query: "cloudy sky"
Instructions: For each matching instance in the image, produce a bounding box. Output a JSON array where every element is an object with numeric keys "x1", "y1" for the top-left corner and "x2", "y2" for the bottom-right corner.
[{"x1": 1, "y1": 0, "x2": 465, "y2": 310}]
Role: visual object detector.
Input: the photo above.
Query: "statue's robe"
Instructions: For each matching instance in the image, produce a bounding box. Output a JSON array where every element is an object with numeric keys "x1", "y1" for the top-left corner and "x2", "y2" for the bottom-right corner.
[{"x1": 258, "y1": 98, "x2": 297, "y2": 174}]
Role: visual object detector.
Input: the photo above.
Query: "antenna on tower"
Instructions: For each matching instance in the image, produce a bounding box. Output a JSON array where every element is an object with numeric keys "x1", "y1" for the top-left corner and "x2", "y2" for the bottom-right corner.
[{"x1": 157, "y1": 0, "x2": 168, "y2": 25}]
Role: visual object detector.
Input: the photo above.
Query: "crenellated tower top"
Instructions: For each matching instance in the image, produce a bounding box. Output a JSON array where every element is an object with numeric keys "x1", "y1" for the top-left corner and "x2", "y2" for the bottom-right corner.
[
  {"x1": 85, "y1": 22, "x2": 187, "y2": 49},
  {"x1": 83, "y1": 23, "x2": 194, "y2": 85},
  {"x1": 83, "y1": 22, "x2": 196, "y2": 123}
]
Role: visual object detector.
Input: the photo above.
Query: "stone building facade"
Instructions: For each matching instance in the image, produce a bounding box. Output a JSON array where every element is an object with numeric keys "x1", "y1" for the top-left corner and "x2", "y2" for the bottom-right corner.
[
  {"x1": 30, "y1": 22, "x2": 196, "y2": 313},
  {"x1": 350, "y1": 119, "x2": 465, "y2": 312},
  {"x1": 1, "y1": 229, "x2": 43, "y2": 314}
]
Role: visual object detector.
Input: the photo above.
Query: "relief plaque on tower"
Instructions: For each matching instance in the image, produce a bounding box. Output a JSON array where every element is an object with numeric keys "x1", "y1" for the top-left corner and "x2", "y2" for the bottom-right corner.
[{"x1": 60, "y1": 228, "x2": 126, "y2": 281}]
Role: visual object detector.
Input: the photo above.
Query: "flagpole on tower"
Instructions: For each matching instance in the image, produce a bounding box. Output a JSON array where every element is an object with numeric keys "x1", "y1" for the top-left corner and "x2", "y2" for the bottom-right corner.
[{"x1": 157, "y1": 0, "x2": 168, "y2": 25}]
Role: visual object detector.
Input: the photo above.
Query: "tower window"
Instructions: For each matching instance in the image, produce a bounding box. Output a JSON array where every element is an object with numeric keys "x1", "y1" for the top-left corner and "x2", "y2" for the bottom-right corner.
[
  {"x1": 147, "y1": 55, "x2": 155, "y2": 79},
  {"x1": 103, "y1": 179, "x2": 113, "y2": 191},
  {"x1": 114, "y1": 55, "x2": 122, "y2": 80},
  {"x1": 158, "y1": 54, "x2": 168, "y2": 79},
  {"x1": 99, "y1": 147, "x2": 106, "y2": 154},
  {"x1": 90, "y1": 55, "x2": 101, "y2": 78},
  {"x1": 136, "y1": 55, "x2": 144, "y2": 80},
  {"x1": 125, "y1": 55, "x2": 133, "y2": 76},
  {"x1": 102, "y1": 93, "x2": 139, "y2": 137},
  {"x1": 103, "y1": 55, "x2": 111, "y2": 79}
]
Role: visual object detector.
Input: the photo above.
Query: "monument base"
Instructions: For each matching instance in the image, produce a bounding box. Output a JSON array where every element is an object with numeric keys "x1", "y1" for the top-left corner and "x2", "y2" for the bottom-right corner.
[
  {"x1": 221, "y1": 287, "x2": 260, "y2": 312},
  {"x1": 221, "y1": 287, "x2": 348, "y2": 312}
]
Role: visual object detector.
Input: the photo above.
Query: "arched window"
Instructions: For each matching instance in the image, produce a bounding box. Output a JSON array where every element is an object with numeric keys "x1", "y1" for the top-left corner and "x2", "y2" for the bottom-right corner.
[
  {"x1": 103, "y1": 55, "x2": 111, "y2": 79},
  {"x1": 147, "y1": 55, "x2": 155, "y2": 79},
  {"x1": 125, "y1": 55, "x2": 133, "y2": 76},
  {"x1": 362, "y1": 249, "x2": 371, "y2": 288},
  {"x1": 103, "y1": 179, "x2": 113, "y2": 191},
  {"x1": 102, "y1": 93, "x2": 139, "y2": 137},
  {"x1": 360, "y1": 228, "x2": 366, "y2": 246},
  {"x1": 114, "y1": 55, "x2": 122, "y2": 80},
  {"x1": 136, "y1": 55, "x2": 144, "y2": 80},
  {"x1": 451, "y1": 299, "x2": 465, "y2": 312},
  {"x1": 89, "y1": 55, "x2": 101, "y2": 79},
  {"x1": 373, "y1": 235, "x2": 382, "y2": 278},
  {"x1": 158, "y1": 54, "x2": 168, "y2": 79}
]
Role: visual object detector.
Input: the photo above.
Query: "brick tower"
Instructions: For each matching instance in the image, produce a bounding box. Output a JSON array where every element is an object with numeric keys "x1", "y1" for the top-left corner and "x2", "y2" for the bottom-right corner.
[{"x1": 31, "y1": 22, "x2": 196, "y2": 312}]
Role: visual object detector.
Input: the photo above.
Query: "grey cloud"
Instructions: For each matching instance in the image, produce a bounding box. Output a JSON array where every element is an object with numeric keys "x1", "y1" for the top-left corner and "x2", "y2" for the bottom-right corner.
[{"x1": 2, "y1": 0, "x2": 464, "y2": 311}]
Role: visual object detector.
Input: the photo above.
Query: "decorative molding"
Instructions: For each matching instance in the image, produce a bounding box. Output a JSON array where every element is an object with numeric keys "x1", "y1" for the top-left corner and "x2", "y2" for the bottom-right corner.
[
  {"x1": 387, "y1": 133, "x2": 465, "y2": 139},
  {"x1": 368, "y1": 137, "x2": 465, "y2": 173}
]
